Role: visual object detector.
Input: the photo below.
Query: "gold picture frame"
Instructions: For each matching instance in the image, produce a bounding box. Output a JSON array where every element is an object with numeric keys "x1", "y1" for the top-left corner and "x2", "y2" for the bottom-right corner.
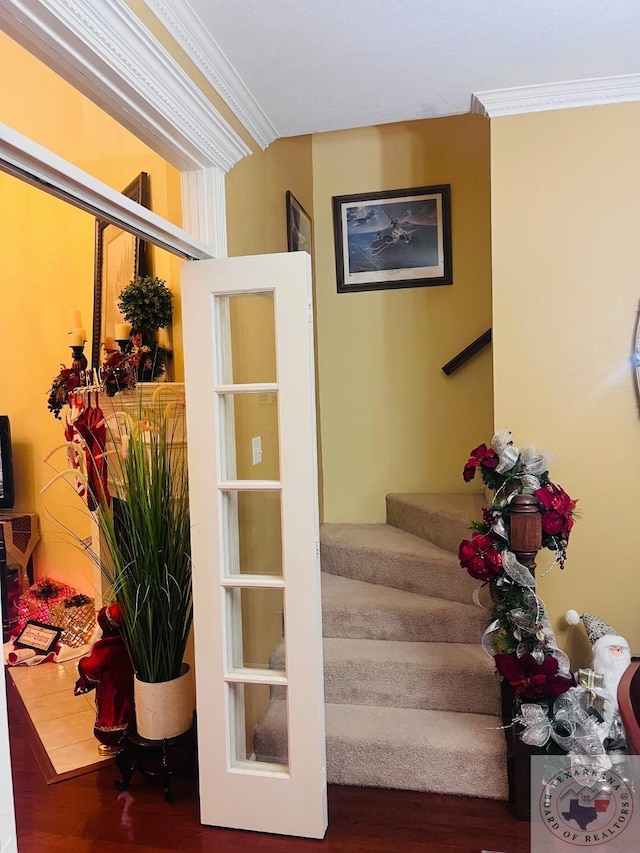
[{"x1": 91, "y1": 173, "x2": 149, "y2": 371}]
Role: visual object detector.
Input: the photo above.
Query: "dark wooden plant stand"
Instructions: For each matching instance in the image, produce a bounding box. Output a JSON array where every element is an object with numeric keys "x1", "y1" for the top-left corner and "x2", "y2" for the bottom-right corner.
[
  {"x1": 115, "y1": 722, "x2": 196, "y2": 802},
  {"x1": 502, "y1": 493, "x2": 542, "y2": 821}
]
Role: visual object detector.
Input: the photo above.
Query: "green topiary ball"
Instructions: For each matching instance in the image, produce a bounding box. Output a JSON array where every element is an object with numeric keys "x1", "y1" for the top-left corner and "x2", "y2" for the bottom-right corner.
[{"x1": 118, "y1": 275, "x2": 173, "y2": 333}]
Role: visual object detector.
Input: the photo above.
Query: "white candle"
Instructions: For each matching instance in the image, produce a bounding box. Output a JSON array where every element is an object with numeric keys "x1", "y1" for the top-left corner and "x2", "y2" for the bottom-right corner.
[
  {"x1": 69, "y1": 332, "x2": 84, "y2": 346},
  {"x1": 74, "y1": 327, "x2": 87, "y2": 341},
  {"x1": 115, "y1": 322, "x2": 132, "y2": 340},
  {"x1": 68, "y1": 309, "x2": 82, "y2": 329}
]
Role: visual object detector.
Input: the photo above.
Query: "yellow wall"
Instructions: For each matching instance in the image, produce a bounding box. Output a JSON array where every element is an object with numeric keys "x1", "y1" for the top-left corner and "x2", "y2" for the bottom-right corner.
[
  {"x1": 491, "y1": 102, "x2": 640, "y2": 662},
  {"x1": 0, "y1": 33, "x2": 182, "y2": 596},
  {"x1": 313, "y1": 115, "x2": 493, "y2": 522},
  {"x1": 226, "y1": 136, "x2": 313, "y2": 256}
]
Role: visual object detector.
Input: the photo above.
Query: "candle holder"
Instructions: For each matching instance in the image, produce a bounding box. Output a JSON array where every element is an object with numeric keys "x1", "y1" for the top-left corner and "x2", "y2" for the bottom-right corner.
[
  {"x1": 70, "y1": 344, "x2": 88, "y2": 375},
  {"x1": 115, "y1": 338, "x2": 130, "y2": 354}
]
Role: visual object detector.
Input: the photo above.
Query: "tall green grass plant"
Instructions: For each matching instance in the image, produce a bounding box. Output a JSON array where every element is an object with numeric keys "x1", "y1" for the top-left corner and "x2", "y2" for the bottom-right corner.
[
  {"x1": 95, "y1": 405, "x2": 192, "y2": 683},
  {"x1": 44, "y1": 396, "x2": 192, "y2": 684}
]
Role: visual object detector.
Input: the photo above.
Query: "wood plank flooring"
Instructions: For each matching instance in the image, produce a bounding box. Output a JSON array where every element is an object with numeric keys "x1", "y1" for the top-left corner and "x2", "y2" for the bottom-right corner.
[{"x1": 7, "y1": 676, "x2": 531, "y2": 853}]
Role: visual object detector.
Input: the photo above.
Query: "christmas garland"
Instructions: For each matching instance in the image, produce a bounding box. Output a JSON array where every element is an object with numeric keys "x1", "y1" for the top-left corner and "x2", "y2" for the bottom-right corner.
[
  {"x1": 46, "y1": 350, "x2": 137, "y2": 419},
  {"x1": 459, "y1": 431, "x2": 579, "y2": 735}
]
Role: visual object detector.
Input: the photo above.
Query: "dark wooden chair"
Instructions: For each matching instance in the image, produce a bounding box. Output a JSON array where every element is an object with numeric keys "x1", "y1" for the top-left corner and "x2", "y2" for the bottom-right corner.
[{"x1": 618, "y1": 658, "x2": 640, "y2": 754}]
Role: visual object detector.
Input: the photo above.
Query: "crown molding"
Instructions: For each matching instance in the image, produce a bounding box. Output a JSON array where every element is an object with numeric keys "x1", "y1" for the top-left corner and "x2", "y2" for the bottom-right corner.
[
  {"x1": 144, "y1": 0, "x2": 278, "y2": 149},
  {"x1": 0, "y1": 0, "x2": 251, "y2": 172},
  {"x1": 472, "y1": 74, "x2": 640, "y2": 118}
]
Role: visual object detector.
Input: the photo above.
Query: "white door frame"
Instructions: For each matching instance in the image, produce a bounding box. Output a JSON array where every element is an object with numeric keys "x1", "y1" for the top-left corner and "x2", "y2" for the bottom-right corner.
[{"x1": 0, "y1": 0, "x2": 270, "y2": 842}]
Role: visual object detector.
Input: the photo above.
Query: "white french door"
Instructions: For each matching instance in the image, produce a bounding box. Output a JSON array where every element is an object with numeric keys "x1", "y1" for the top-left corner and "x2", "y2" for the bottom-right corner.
[{"x1": 181, "y1": 252, "x2": 327, "y2": 839}]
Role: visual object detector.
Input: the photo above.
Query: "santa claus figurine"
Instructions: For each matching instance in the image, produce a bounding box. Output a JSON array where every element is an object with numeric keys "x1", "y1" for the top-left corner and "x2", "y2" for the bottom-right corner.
[
  {"x1": 566, "y1": 609, "x2": 631, "y2": 749},
  {"x1": 74, "y1": 602, "x2": 135, "y2": 754}
]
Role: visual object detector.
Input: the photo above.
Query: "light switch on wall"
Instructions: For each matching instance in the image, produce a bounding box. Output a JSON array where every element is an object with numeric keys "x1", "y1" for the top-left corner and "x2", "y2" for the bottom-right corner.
[{"x1": 251, "y1": 436, "x2": 262, "y2": 466}]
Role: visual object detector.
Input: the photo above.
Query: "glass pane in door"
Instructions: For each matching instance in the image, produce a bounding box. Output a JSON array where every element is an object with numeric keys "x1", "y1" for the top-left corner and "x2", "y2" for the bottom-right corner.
[
  {"x1": 215, "y1": 293, "x2": 276, "y2": 384},
  {"x1": 228, "y1": 682, "x2": 289, "y2": 768},
  {"x1": 218, "y1": 392, "x2": 280, "y2": 481},
  {"x1": 225, "y1": 587, "x2": 286, "y2": 671},
  {"x1": 220, "y1": 490, "x2": 283, "y2": 577}
]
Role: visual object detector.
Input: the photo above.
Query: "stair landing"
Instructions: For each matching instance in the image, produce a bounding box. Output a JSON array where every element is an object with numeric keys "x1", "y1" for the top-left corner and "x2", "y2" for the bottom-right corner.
[{"x1": 386, "y1": 492, "x2": 485, "y2": 553}]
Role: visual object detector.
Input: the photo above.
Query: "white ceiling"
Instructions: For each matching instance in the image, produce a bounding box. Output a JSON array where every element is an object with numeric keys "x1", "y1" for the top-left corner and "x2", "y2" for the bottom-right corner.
[{"x1": 180, "y1": 0, "x2": 640, "y2": 138}]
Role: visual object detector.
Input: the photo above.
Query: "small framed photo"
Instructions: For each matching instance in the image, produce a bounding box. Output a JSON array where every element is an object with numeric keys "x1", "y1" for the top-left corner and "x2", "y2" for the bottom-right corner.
[
  {"x1": 332, "y1": 184, "x2": 452, "y2": 293},
  {"x1": 286, "y1": 190, "x2": 313, "y2": 255},
  {"x1": 14, "y1": 620, "x2": 61, "y2": 655}
]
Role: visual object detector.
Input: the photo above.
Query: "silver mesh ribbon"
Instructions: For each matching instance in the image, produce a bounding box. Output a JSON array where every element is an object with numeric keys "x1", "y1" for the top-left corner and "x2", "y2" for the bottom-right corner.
[
  {"x1": 518, "y1": 687, "x2": 609, "y2": 757},
  {"x1": 495, "y1": 444, "x2": 519, "y2": 474},
  {"x1": 508, "y1": 607, "x2": 553, "y2": 642},
  {"x1": 491, "y1": 431, "x2": 520, "y2": 474},
  {"x1": 520, "y1": 473, "x2": 541, "y2": 492},
  {"x1": 520, "y1": 445, "x2": 548, "y2": 476},
  {"x1": 491, "y1": 516, "x2": 509, "y2": 542},
  {"x1": 550, "y1": 688, "x2": 608, "y2": 756},
  {"x1": 518, "y1": 704, "x2": 551, "y2": 747},
  {"x1": 480, "y1": 586, "x2": 571, "y2": 676},
  {"x1": 502, "y1": 550, "x2": 536, "y2": 588},
  {"x1": 523, "y1": 588, "x2": 572, "y2": 676},
  {"x1": 481, "y1": 618, "x2": 502, "y2": 658}
]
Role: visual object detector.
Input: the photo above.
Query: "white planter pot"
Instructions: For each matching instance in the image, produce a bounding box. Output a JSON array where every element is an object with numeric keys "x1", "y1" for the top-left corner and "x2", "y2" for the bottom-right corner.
[{"x1": 134, "y1": 662, "x2": 194, "y2": 740}]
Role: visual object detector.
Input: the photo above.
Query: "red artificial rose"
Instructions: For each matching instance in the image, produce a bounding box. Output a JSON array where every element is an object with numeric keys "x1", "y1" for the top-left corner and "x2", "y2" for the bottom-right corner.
[
  {"x1": 463, "y1": 443, "x2": 499, "y2": 482},
  {"x1": 458, "y1": 532, "x2": 502, "y2": 582},
  {"x1": 494, "y1": 652, "x2": 573, "y2": 700},
  {"x1": 541, "y1": 512, "x2": 563, "y2": 536},
  {"x1": 62, "y1": 371, "x2": 80, "y2": 392},
  {"x1": 535, "y1": 483, "x2": 577, "y2": 540}
]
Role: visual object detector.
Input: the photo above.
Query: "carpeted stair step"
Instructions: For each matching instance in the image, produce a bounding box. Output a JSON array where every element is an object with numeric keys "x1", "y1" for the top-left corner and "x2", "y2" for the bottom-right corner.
[
  {"x1": 254, "y1": 699, "x2": 508, "y2": 800},
  {"x1": 320, "y1": 522, "x2": 478, "y2": 605},
  {"x1": 269, "y1": 637, "x2": 500, "y2": 715},
  {"x1": 386, "y1": 492, "x2": 486, "y2": 553},
  {"x1": 322, "y1": 572, "x2": 486, "y2": 644}
]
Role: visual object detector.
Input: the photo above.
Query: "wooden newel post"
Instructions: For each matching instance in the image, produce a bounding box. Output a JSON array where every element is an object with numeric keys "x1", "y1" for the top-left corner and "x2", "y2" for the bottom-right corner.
[
  {"x1": 509, "y1": 493, "x2": 542, "y2": 570},
  {"x1": 503, "y1": 493, "x2": 542, "y2": 821}
]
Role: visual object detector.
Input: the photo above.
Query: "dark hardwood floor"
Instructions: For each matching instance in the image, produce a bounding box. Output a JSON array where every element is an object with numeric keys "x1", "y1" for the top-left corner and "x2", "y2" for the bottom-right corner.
[{"x1": 7, "y1": 679, "x2": 531, "y2": 853}]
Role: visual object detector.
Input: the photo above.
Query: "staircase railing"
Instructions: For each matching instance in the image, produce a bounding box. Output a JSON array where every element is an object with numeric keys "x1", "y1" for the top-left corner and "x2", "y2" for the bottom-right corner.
[
  {"x1": 441, "y1": 329, "x2": 491, "y2": 376},
  {"x1": 503, "y1": 494, "x2": 542, "y2": 821}
]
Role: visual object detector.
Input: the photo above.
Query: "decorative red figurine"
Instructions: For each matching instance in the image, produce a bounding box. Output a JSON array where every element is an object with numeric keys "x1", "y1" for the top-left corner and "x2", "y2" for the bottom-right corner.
[{"x1": 74, "y1": 603, "x2": 135, "y2": 753}]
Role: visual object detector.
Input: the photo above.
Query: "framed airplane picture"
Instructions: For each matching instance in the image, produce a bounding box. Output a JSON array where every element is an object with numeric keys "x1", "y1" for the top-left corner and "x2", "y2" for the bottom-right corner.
[{"x1": 332, "y1": 184, "x2": 452, "y2": 293}]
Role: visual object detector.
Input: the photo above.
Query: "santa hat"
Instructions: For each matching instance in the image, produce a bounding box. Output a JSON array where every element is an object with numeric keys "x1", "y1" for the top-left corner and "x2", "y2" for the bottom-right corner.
[
  {"x1": 565, "y1": 610, "x2": 630, "y2": 656},
  {"x1": 565, "y1": 609, "x2": 618, "y2": 644},
  {"x1": 97, "y1": 602, "x2": 124, "y2": 635}
]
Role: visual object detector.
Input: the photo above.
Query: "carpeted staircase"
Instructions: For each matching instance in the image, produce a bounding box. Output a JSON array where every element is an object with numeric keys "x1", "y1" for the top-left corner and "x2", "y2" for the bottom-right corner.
[{"x1": 254, "y1": 493, "x2": 508, "y2": 800}]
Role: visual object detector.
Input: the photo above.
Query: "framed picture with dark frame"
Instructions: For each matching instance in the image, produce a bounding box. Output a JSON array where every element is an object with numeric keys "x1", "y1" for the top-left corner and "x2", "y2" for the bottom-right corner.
[
  {"x1": 91, "y1": 172, "x2": 150, "y2": 371},
  {"x1": 332, "y1": 184, "x2": 452, "y2": 293},
  {"x1": 286, "y1": 190, "x2": 313, "y2": 255},
  {"x1": 14, "y1": 620, "x2": 61, "y2": 655}
]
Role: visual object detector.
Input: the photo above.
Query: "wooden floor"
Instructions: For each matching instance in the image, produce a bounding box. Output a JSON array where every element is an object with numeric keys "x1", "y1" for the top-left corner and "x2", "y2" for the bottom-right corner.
[{"x1": 8, "y1": 678, "x2": 531, "y2": 853}]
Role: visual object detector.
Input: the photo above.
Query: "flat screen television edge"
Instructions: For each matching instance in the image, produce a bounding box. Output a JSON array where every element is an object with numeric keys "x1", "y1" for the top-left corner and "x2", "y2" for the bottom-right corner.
[{"x1": 0, "y1": 416, "x2": 15, "y2": 510}]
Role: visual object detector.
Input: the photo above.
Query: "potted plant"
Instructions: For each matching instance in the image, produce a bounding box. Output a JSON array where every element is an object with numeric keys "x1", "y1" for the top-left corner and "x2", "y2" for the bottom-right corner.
[
  {"x1": 118, "y1": 275, "x2": 173, "y2": 381},
  {"x1": 96, "y1": 401, "x2": 193, "y2": 739},
  {"x1": 45, "y1": 396, "x2": 194, "y2": 740}
]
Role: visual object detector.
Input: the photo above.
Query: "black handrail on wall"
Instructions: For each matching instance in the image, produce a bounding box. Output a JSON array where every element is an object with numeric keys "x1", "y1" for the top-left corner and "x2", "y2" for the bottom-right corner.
[{"x1": 441, "y1": 329, "x2": 492, "y2": 376}]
